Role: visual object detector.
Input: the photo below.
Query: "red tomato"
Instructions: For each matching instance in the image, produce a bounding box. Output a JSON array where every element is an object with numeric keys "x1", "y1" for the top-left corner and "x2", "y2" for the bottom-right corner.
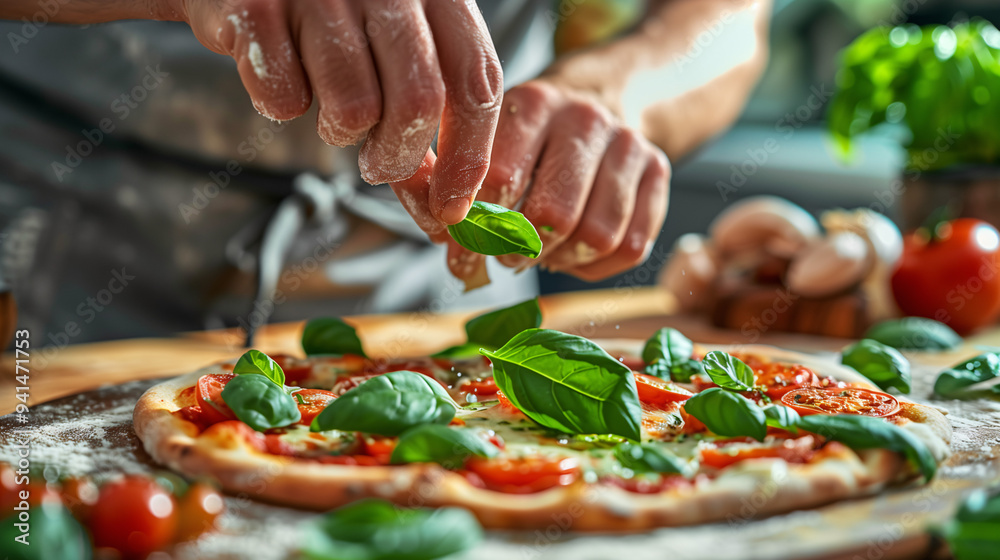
[
  {"x1": 892, "y1": 218, "x2": 1000, "y2": 334},
  {"x1": 465, "y1": 456, "x2": 580, "y2": 494},
  {"x1": 292, "y1": 389, "x2": 337, "y2": 426},
  {"x1": 1, "y1": 464, "x2": 60, "y2": 515},
  {"x1": 680, "y1": 407, "x2": 707, "y2": 434},
  {"x1": 753, "y1": 362, "x2": 821, "y2": 399},
  {"x1": 781, "y1": 387, "x2": 900, "y2": 417},
  {"x1": 634, "y1": 373, "x2": 692, "y2": 408},
  {"x1": 700, "y1": 436, "x2": 815, "y2": 469},
  {"x1": 89, "y1": 476, "x2": 178, "y2": 559},
  {"x1": 361, "y1": 436, "x2": 397, "y2": 464},
  {"x1": 461, "y1": 377, "x2": 499, "y2": 396},
  {"x1": 271, "y1": 354, "x2": 312, "y2": 385},
  {"x1": 59, "y1": 477, "x2": 98, "y2": 520},
  {"x1": 174, "y1": 483, "x2": 225, "y2": 542},
  {"x1": 196, "y1": 374, "x2": 237, "y2": 425}
]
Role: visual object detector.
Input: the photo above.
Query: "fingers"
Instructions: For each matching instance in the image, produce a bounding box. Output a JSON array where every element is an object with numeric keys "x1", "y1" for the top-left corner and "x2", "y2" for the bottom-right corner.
[
  {"x1": 498, "y1": 101, "x2": 615, "y2": 269},
  {"x1": 389, "y1": 149, "x2": 450, "y2": 241},
  {"x1": 295, "y1": 1, "x2": 381, "y2": 147},
  {"x1": 206, "y1": 1, "x2": 313, "y2": 121},
  {"x1": 478, "y1": 83, "x2": 552, "y2": 209},
  {"x1": 542, "y1": 129, "x2": 646, "y2": 271},
  {"x1": 424, "y1": 0, "x2": 504, "y2": 224},
  {"x1": 568, "y1": 151, "x2": 671, "y2": 281},
  {"x1": 358, "y1": 0, "x2": 444, "y2": 186}
]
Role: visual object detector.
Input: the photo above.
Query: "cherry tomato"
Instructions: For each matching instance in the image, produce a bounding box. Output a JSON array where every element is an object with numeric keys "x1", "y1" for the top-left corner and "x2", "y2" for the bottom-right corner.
[
  {"x1": 892, "y1": 218, "x2": 1000, "y2": 334},
  {"x1": 700, "y1": 436, "x2": 815, "y2": 469},
  {"x1": 196, "y1": 374, "x2": 237, "y2": 425},
  {"x1": 174, "y1": 483, "x2": 225, "y2": 542},
  {"x1": 753, "y1": 362, "x2": 821, "y2": 399},
  {"x1": 59, "y1": 476, "x2": 98, "y2": 520},
  {"x1": 361, "y1": 436, "x2": 397, "y2": 464},
  {"x1": 271, "y1": 354, "x2": 312, "y2": 385},
  {"x1": 781, "y1": 386, "x2": 900, "y2": 417},
  {"x1": 465, "y1": 456, "x2": 580, "y2": 494},
  {"x1": 634, "y1": 373, "x2": 692, "y2": 408},
  {"x1": 89, "y1": 476, "x2": 178, "y2": 559},
  {"x1": 461, "y1": 377, "x2": 499, "y2": 396},
  {"x1": 292, "y1": 389, "x2": 337, "y2": 426},
  {"x1": 1, "y1": 464, "x2": 60, "y2": 515}
]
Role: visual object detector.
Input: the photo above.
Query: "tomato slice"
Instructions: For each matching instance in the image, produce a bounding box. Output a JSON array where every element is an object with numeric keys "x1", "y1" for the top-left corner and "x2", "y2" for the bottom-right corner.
[
  {"x1": 292, "y1": 389, "x2": 337, "y2": 426},
  {"x1": 196, "y1": 374, "x2": 237, "y2": 425},
  {"x1": 465, "y1": 456, "x2": 580, "y2": 494},
  {"x1": 88, "y1": 476, "x2": 177, "y2": 559},
  {"x1": 634, "y1": 373, "x2": 692, "y2": 408},
  {"x1": 753, "y1": 362, "x2": 821, "y2": 399},
  {"x1": 700, "y1": 436, "x2": 816, "y2": 469},
  {"x1": 271, "y1": 354, "x2": 312, "y2": 385},
  {"x1": 461, "y1": 377, "x2": 499, "y2": 396},
  {"x1": 781, "y1": 386, "x2": 900, "y2": 417},
  {"x1": 361, "y1": 436, "x2": 397, "y2": 465}
]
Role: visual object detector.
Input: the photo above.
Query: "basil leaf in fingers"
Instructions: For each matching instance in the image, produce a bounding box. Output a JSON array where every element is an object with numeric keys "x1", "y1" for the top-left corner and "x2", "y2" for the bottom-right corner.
[
  {"x1": 447, "y1": 201, "x2": 542, "y2": 258},
  {"x1": 481, "y1": 328, "x2": 642, "y2": 441},
  {"x1": 701, "y1": 351, "x2": 755, "y2": 392},
  {"x1": 310, "y1": 370, "x2": 456, "y2": 435},
  {"x1": 302, "y1": 317, "x2": 367, "y2": 357},
  {"x1": 221, "y1": 374, "x2": 301, "y2": 431},
  {"x1": 390, "y1": 425, "x2": 499, "y2": 469},
  {"x1": 233, "y1": 349, "x2": 286, "y2": 386},
  {"x1": 841, "y1": 339, "x2": 912, "y2": 393},
  {"x1": 683, "y1": 388, "x2": 767, "y2": 441}
]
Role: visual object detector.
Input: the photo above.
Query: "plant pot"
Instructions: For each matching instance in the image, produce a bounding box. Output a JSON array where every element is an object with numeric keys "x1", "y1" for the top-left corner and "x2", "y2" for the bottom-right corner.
[{"x1": 900, "y1": 166, "x2": 1000, "y2": 232}]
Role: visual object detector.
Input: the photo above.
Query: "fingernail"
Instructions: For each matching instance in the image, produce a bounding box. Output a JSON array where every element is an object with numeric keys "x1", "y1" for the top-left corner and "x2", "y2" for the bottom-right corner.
[{"x1": 441, "y1": 197, "x2": 472, "y2": 225}]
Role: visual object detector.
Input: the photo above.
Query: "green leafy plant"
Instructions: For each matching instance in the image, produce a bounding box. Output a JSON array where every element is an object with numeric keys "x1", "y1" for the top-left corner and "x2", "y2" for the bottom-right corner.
[
  {"x1": 613, "y1": 441, "x2": 691, "y2": 476},
  {"x1": 300, "y1": 499, "x2": 482, "y2": 560},
  {"x1": 233, "y1": 349, "x2": 286, "y2": 386},
  {"x1": 481, "y1": 328, "x2": 642, "y2": 440},
  {"x1": 683, "y1": 388, "x2": 767, "y2": 441},
  {"x1": 829, "y1": 19, "x2": 1000, "y2": 170},
  {"x1": 465, "y1": 298, "x2": 542, "y2": 350},
  {"x1": 0, "y1": 504, "x2": 92, "y2": 560},
  {"x1": 841, "y1": 339, "x2": 912, "y2": 393},
  {"x1": 700, "y1": 351, "x2": 756, "y2": 392},
  {"x1": 302, "y1": 317, "x2": 367, "y2": 357},
  {"x1": 221, "y1": 374, "x2": 302, "y2": 431},
  {"x1": 934, "y1": 353, "x2": 1000, "y2": 397},
  {"x1": 762, "y1": 405, "x2": 800, "y2": 432},
  {"x1": 641, "y1": 328, "x2": 701, "y2": 382},
  {"x1": 863, "y1": 317, "x2": 962, "y2": 351},
  {"x1": 939, "y1": 489, "x2": 1000, "y2": 559},
  {"x1": 310, "y1": 370, "x2": 456, "y2": 435},
  {"x1": 390, "y1": 425, "x2": 499, "y2": 469},
  {"x1": 447, "y1": 201, "x2": 543, "y2": 258}
]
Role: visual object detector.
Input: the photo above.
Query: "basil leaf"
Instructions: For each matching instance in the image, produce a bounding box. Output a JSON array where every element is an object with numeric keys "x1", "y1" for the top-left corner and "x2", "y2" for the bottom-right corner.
[
  {"x1": 701, "y1": 351, "x2": 755, "y2": 391},
  {"x1": 0, "y1": 505, "x2": 92, "y2": 560},
  {"x1": 762, "y1": 405, "x2": 800, "y2": 432},
  {"x1": 940, "y1": 489, "x2": 1000, "y2": 559},
  {"x1": 431, "y1": 342, "x2": 482, "y2": 359},
  {"x1": 221, "y1": 374, "x2": 301, "y2": 431},
  {"x1": 310, "y1": 370, "x2": 456, "y2": 435},
  {"x1": 465, "y1": 298, "x2": 542, "y2": 350},
  {"x1": 646, "y1": 358, "x2": 703, "y2": 383},
  {"x1": 301, "y1": 499, "x2": 482, "y2": 560},
  {"x1": 390, "y1": 425, "x2": 499, "y2": 469},
  {"x1": 797, "y1": 414, "x2": 936, "y2": 481},
  {"x1": 864, "y1": 318, "x2": 962, "y2": 351},
  {"x1": 302, "y1": 317, "x2": 367, "y2": 357},
  {"x1": 642, "y1": 327, "x2": 693, "y2": 366},
  {"x1": 233, "y1": 349, "x2": 285, "y2": 386},
  {"x1": 447, "y1": 201, "x2": 543, "y2": 258},
  {"x1": 934, "y1": 353, "x2": 1000, "y2": 397},
  {"x1": 613, "y1": 441, "x2": 691, "y2": 476},
  {"x1": 683, "y1": 388, "x2": 767, "y2": 441},
  {"x1": 481, "y1": 328, "x2": 641, "y2": 441},
  {"x1": 841, "y1": 339, "x2": 912, "y2": 393},
  {"x1": 562, "y1": 433, "x2": 628, "y2": 450}
]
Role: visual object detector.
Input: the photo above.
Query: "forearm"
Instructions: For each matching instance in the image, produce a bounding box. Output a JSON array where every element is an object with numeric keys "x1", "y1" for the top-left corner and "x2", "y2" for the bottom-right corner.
[
  {"x1": 0, "y1": 0, "x2": 181, "y2": 24},
  {"x1": 542, "y1": 0, "x2": 772, "y2": 160}
]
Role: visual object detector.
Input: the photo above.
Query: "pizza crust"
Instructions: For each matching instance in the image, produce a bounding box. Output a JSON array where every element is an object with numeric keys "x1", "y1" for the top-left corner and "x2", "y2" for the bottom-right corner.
[{"x1": 132, "y1": 345, "x2": 951, "y2": 531}]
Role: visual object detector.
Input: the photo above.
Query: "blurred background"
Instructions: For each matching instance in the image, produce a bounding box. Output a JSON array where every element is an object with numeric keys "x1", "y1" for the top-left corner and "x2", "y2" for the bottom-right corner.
[{"x1": 1, "y1": 0, "x2": 998, "y2": 348}]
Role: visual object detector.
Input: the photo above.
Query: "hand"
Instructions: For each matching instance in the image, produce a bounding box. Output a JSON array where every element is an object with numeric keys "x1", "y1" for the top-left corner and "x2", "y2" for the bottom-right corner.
[
  {"x1": 397, "y1": 80, "x2": 670, "y2": 282},
  {"x1": 172, "y1": 0, "x2": 503, "y2": 224}
]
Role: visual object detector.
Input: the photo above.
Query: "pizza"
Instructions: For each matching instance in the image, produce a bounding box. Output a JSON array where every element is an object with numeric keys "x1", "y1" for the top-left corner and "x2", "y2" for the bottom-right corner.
[{"x1": 133, "y1": 312, "x2": 952, "y2": 532}]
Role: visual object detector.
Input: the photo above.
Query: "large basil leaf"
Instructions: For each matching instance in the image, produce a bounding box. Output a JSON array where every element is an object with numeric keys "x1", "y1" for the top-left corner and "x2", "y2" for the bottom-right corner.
[
  {"x1": 934, "y1": 353, "x2": 1000, "y2": 397},
  {"x1": 481, "y1": 329, "x2": 641, "y2": 441},
  {"x1": 465, "y1": 298, "x2": 542, "y2": 350},
  {"x1": 641, "y1": 328, "x2": 695, "y2": 381},
  {"x1": 221, "y1": 374, "x2": 301, "y2": 431},
  {"x1": 701, "y1": 351, "x2": 755, "y2": 391},
  {"x1": 311, "y1": 370, "x2": 456, "y2": 435},
  {"x1": 940, "y1": 490, "x2": 1000, "y2": 560},
  {"x1": 390, "y1": 425, "x2": 499, "y2": 469},
  {"x1": 841, "y1": 339, "x2": 912, "y2": 393},
  {"x1": 864, "y1": 318, "x2": 962, "y2": 351},
  {"x1": 683, "y1": 388, "x2": 767, "y2": 441},
  {"x1": 447, "y1": 201, "x2": 542, "y2": 258},
  {"x1": 233, "y1": 349, "x2": 285, "y2": 386},
  {"x1": 797, "y1": 414, "x2": 936, "y2": 481},
  {"x1": 302, "y1": 317, "x2": 367, "y2": 357},
  {"x1": 0, "y1": 505, "x2": 92, "y2": 560},
  {"x1": 762, "y1": 405, "x2": 800, "y2": 432},
  {"x1": 613, "y1": 441, "x2": 691, "y2": 476},
  {"x1": 301, "y1": 499, "x2": 482, "y2": 560}
]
